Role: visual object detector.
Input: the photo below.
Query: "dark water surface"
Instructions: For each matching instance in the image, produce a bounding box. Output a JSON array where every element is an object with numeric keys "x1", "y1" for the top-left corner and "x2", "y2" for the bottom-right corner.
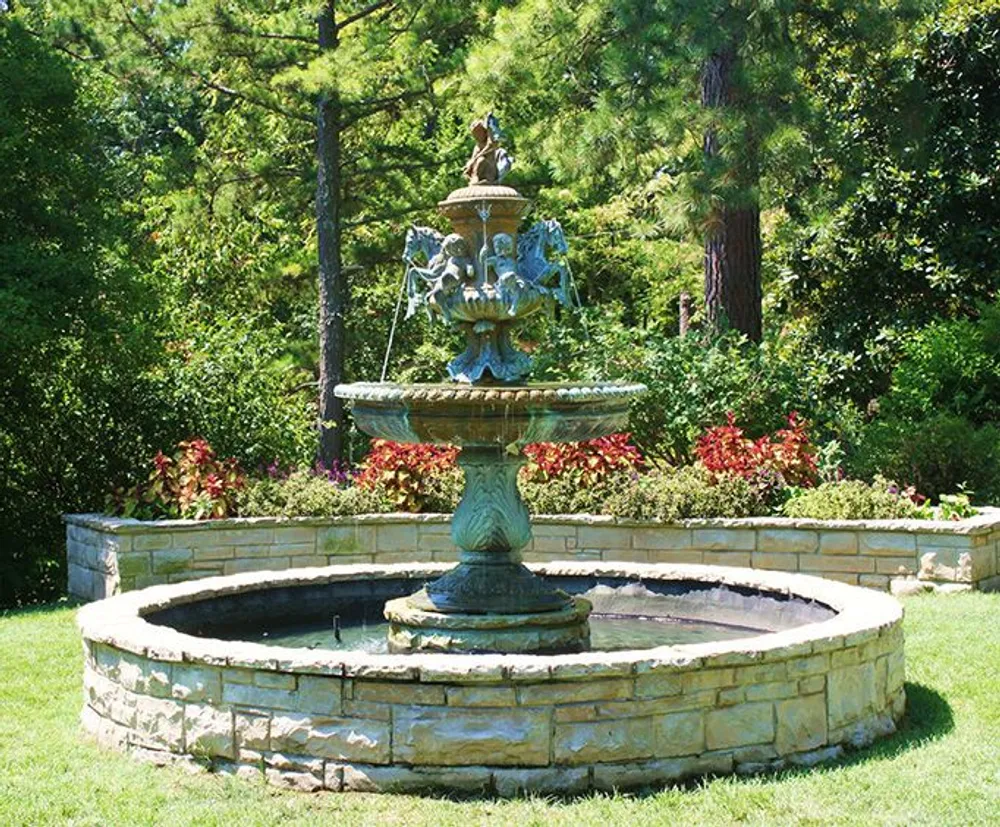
[{"x1": 241, "y1": 614, "x2": 766, "y2": 654}]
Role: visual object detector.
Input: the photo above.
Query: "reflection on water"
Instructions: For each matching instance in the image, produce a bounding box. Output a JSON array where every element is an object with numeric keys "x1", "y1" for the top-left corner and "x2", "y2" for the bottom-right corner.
[{"x1": 241, "y1": 613, "x2": 766, "y2": 653}]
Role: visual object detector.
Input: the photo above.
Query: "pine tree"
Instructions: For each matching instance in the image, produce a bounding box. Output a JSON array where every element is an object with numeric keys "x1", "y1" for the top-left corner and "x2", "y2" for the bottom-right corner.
[{"x1": 465, "y1": 0, "x2": 916, "y2": 342}]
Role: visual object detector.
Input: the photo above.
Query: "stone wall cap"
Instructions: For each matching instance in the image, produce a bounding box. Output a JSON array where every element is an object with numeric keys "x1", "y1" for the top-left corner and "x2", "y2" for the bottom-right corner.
[
  {"x1": 78, "y1": 561, "x2": 902, "y2": 683},
  {"x1": 64, "y1": 506, "x2": 1000, "y2": 534}
]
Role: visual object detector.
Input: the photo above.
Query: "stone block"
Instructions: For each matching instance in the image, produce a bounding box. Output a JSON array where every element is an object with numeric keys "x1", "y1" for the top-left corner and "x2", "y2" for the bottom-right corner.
[
  {"x1": 132, "y1": 696, "x2": 185, "y2": 752},
  {"x1": 336, "y1": 763, "x2": 492, "y2": 794},
  {"x1": 554, "y1": 716, "x2": 655, "y2": 764},
  {"x1": 692, "y1": 529, "x2": 756, "y2": 551},
  {"x1": 859, "y1": 532, "x2": 917, "y2": 557},
  {"x1": 319, "y1": 525, "x2": 376, "y2": 555},
  {"x1": 702, "y1": 551, "x2": 752, "y2": 567},
  {"x1": 799, "y1": 555, "x2": 875, "y2": 573},
  {"x1": 578, "y1": 525, "x2": 633, "y2": 550},
  {"x1": 819, "y1": 532, "x2": 859, "y2": 555},
  {"x1": 394, "y1": 706, "x2": 549, "y2": 766},
  {"x1": 859, "y1": 574, "x2": 890, "y2": 590},
  {"x1": 785, "y1": 654, "x2": 829, "y2": 678},
  {"x1": 758, "y1": 529, "x2": 818, "y2": 554},
  {"x1": 493, "y1": 767, "x2": 590, "y2": 797},
  {"x1": 682, "y1": 668, "x2": 735, "y2": 692},
  {"x1": 353, "y1": 681, "x2": 445, "y2": 705},
  {"x1": 751, "y1": 552, "x2": 798, "y2": 572},
  {"x1": 151, "y1": 548, "x2": 193, "y2": 575},
  {"x1": 705, "y1": 702, "x2": 775, "y2": 750},
  {"x1": 172, "y1": 665, "x2": 222, "y2": 703},
  {"x1": 648, "y1": 550, "x2": 702, "y2": 564},
  {"x1": 517, "y1": 679, "x2": 632, "y2": 705},
  {"x1": 532, "y1": 535, "x2": 567, "y2": 553},
  {"x1": 184, "y1": 704, "x2": 234, "y2": 759},
  {"x1": 744, "y1": 681, "x2": 798, "y2": 702},
  {"x1": 265, "y1": 767, "x2": 324, "y2": 792},
  {"x1": 133, "y1": 533, "x2": 174, "y2": 551},
  {"x1": 654, "y1": 710, "x2": 705, "y2": 757},
  {"x1": 118, "y1": 652, "x2": 171, "y2": 697},
  {"x1": 117, "y1": 552, "x2": 151, "y2": 577},
  {"x1": 273, "y1": 526, "x2": 317, "y2": 547},
  {"x1": 632, "y1": 528, "x2": 693, "y2": 550},
  {"x1": 270, "y1": 713, "x2": 390, "y2": 764},
  {"x1": 296, "y1": 676, "x2": 342, "y2": 716},
  {"x1": 222, "y1": 681, "x2": 298, "y2": 710},
  {"x1": 592, "y1": 755, "x2": 733, "y2": 791},
  {"x1": 775, "y1": 694, "x2": 827, "y2": 754},
  {"x1": 634, "y1": 672, "x2": 684, "y2": 699},
  {"x1": 376, "y1": 523, "x2": 418, "y2": 551},
  {"x1": 827, "y1": 663, "x2": 877, "y2": 729},
  {"x1": 235, "y1": 712, "x2": 270, "y2": 750},
  {"x1": 254, "y1": 672, "x2": 296, "y2": 691},
  {"x1": 446, "y1": 685, "x2": 518, "y2": 707},
  {"x1": 224, "y1": 558, "x2": 289, "y2": 575}
]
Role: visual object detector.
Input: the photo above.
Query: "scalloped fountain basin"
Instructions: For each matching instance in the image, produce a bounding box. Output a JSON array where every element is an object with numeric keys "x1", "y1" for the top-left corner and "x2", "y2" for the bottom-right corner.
[{"x1": 78, "y1": 562, "x2": 906, "y2": 795}]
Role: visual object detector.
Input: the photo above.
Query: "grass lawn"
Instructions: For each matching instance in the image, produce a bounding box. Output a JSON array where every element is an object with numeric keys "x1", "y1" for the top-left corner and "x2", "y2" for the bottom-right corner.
[{"x1": 1, "y1": 593, "x2": 998, "y2": 826}]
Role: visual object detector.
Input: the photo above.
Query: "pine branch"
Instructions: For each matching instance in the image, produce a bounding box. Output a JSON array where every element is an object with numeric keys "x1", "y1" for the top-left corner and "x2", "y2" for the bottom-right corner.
[
  {"x1": 338, "y1": 0, "x2": 398, "y2": 31},
  {"x1": 117, "y1": 0, "x2": 312, "y2": 124}
]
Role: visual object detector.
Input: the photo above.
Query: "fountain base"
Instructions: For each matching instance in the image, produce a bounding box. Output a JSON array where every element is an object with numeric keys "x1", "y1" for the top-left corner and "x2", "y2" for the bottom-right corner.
[{"x1": 385, "y1": 593, "x2": 591, "y2": 654}]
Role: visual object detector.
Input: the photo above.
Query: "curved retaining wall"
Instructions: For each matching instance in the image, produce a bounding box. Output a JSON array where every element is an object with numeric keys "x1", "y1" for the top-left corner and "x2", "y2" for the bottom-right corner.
[
  {"x1": 66, "y1": 510, "x2": 1000, "y2": 601},
  {"x1": 78, "y1": 563, "x2": 906, "y2": 795}
]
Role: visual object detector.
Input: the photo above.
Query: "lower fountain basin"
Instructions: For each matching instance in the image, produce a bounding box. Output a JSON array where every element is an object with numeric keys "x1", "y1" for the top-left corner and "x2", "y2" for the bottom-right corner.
[
  {"x1": 78, "y1": 562, "x2": 906, "y2": 795},
  {"x1": 333, "y1": 381, "x2": 646, "y2": 446}
]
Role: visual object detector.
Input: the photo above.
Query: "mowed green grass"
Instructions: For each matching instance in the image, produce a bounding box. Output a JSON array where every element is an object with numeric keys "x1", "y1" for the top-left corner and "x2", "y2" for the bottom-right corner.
[{"x1": 1, "y1": 593, "x2": 998, "y2": 827}]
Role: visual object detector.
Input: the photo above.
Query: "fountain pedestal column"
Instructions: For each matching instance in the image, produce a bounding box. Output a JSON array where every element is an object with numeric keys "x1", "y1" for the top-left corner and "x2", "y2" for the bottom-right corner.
[{"x1": 384, "y1": 446, "x2": 591, "y2": 654}]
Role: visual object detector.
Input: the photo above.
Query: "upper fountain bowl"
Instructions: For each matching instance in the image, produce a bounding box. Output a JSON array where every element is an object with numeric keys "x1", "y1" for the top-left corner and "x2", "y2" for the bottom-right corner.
[{"x1": 334, "y1": 381, "x2": 646, "y2": 447}]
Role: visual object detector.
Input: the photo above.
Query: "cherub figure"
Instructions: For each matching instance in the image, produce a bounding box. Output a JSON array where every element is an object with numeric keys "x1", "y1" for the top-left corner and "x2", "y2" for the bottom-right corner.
[
  {"x1": 481, "y1": 232, "x2": 525, "y2": 316},
  {"x1": 463, "y1": 113, "x2": 513, "y2": 185},
  {"x1": 424, "y1": 233, "x2": 474, "y2": 321}
]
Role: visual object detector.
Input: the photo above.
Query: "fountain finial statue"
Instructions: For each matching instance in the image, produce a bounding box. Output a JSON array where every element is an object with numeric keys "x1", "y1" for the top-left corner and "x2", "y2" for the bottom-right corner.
[
  {"x1": 336, "y1": 114, "x2": 645, "y2": 654},
  {"x1": 402, "y1": 113, "x2": 572, "y2": 383}
]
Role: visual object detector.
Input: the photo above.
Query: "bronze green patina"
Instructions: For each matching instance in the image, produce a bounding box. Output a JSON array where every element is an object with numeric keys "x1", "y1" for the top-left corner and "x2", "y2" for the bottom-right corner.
[{"x1": 335, "y1": 115, "x2": 645, "y2": 653}]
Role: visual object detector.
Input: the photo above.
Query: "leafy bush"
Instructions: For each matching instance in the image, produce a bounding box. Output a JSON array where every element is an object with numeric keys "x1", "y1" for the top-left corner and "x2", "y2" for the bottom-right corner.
[
  {"x1": 695, "y1": 412, "x2": 817, "y2": 487},
  {"x1": 532, "y1": 317, "x2": 859, "y2": 464},
  {"x1": 522, "y1": 434, "x2": 644, "y2": 485},
  {"x1": 238, "y1": 472, "x2": 391, "y2": 518},
  {"x1": 108, "y1": 439, "x2": 245, "y2": 520},
  {"x1": 853, "y1": 413, "x2": 1000, "y2": 503},
  {"x1": 783, "y1": 477, "x2": 924, "y2": 521},
  {"x1": 604, "y1": 466, "x2": 768, "y2": 522},
  {"x1": 356, "y1": 440, "x2": 460, "y2": 512}
]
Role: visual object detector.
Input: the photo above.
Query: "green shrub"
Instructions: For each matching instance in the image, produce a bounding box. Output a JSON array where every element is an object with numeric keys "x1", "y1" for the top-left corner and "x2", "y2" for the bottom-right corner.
[
  {"x1": 238, "y1": 473, "x2": 392, "y2": 518},
  {"x1": 783, "y1": 477, "x2": 923, "y2": 521},
  {"x1": 853, "y1": 413, "x2": 1000, "y2": 503},
  {"x1": 603, "y1": 466, "x2": 767, "y2": 522},
  {"x1": 520, "y1": 473, "x2": 631, "y2": 516}
]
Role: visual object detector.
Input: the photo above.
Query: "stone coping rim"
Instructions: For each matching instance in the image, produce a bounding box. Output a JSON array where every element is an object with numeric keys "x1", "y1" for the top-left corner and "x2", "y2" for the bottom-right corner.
[
  {"x1": 64, "y1": 506, "x2": 1000, "y2": 535},
  {"x1": 77, "y1": 562, "x2": 902, "y2": 682},
  {"x1": 334, "y1": 381, "x2": 647, "y2": 406}
]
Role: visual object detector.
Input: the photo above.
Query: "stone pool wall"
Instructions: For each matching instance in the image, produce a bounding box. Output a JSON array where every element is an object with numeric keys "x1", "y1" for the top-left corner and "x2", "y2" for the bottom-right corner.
[
  {"x1": 65, "y1": 510, "x2": 1000, "y2": 602},
  {"x1": 77, "y1": 563, "x2": 906, "y2": 795}
]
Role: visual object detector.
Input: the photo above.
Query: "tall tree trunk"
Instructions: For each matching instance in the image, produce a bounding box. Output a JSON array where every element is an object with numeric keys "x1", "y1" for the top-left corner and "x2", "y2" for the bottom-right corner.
[
  {"x1": 316, "y1": 1, "x2": 346, "y2": 466},
  {"x1": 701, "y1": 46, "x2": 762, "y2": 343}
]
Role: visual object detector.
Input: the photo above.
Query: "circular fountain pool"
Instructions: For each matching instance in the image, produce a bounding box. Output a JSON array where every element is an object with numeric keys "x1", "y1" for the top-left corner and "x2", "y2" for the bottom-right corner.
[{"x1": 78, "y1": 562, "x2": 905, "y2": 795}]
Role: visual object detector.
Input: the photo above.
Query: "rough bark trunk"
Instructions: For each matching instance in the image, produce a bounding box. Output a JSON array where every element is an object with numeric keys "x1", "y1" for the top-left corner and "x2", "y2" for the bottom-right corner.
[
  {"x1": 701, "y1": 46, "x2": 762, "y2": 343},
  {"x1": 316, "y1": 1, "x2": 346, "y2": 466}
]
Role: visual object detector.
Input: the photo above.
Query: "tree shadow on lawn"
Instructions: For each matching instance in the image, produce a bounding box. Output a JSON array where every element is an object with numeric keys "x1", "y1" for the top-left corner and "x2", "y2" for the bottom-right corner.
[{"x1": 0, "y1": 596, "x2": 84, "y2": 620}]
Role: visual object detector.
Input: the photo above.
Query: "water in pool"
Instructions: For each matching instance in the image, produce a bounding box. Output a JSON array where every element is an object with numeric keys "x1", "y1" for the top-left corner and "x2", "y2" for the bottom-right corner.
[{"x1": 240, "y1": 614, "x2": 765, "y2": 653}]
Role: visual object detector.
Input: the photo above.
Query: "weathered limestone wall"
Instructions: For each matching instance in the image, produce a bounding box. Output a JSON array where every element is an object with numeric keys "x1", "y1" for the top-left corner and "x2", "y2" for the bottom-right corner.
[
  {"x1": 65, "y1": 510, "x2": 1000, "y2": 602},
  {"x1": 77, "y1": 564, "x2": 906, "y2": 795}
]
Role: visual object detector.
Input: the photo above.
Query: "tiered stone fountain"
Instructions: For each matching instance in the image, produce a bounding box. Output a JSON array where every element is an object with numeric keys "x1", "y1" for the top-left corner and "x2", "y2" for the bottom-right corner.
[
  {"x1": 336, "y1": 114, "x2": 644, "y2": 655},
  {"x1": 77, "y1": 115, "x2": 906, "y2": 796}
]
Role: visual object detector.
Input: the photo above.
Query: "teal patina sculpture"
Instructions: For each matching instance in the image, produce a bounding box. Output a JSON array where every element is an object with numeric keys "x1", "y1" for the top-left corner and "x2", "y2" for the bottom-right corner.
[{"x1": 336, "y1": 115, "x2": 645, "y2": 654}]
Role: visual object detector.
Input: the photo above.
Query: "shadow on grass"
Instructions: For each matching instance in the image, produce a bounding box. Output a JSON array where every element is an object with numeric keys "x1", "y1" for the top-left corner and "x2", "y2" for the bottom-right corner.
[{"x1": 0, "y1": 596, "x2": 84, "y2": 620}]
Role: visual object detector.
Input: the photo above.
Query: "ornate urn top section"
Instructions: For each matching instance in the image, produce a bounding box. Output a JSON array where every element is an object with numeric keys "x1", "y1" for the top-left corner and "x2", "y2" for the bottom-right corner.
[{"x1": 402, "y1": 114, "x2": 573, "y2": 385}]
